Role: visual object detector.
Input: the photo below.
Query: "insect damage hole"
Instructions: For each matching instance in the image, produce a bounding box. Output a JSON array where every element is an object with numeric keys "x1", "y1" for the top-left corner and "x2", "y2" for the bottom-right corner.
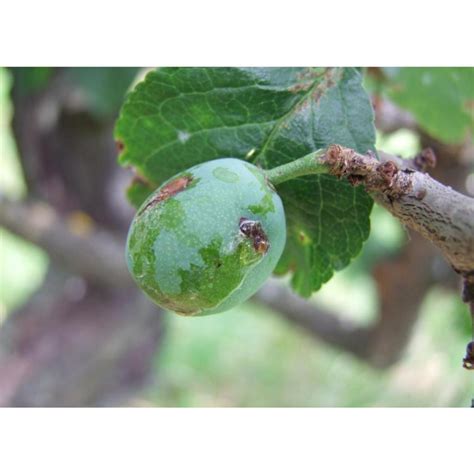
[{"x1": 239, "y1": 217, "x2": 270, "y2": 254}]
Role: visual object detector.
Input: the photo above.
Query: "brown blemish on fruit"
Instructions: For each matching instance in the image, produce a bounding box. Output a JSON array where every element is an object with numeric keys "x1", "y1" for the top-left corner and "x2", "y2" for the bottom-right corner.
[
  {"x1": 159, "y1": 175, "x2": 193, "y2": 200},
  {"x1": 140, "y1": 175, "x2": 193, "y2": 215},
  {"x1": 239, "y1": 217, "x2": 270, "y2": 254}
]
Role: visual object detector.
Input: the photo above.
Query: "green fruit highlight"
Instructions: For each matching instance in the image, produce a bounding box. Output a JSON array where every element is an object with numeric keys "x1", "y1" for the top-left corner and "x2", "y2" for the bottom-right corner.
[{"x1": 126, "y1": 158, "x2": 286, "y2": 316}]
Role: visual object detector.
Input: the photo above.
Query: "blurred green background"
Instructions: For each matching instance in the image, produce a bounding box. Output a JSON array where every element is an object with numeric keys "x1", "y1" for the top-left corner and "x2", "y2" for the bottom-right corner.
[{"x1": 0, "y1": 67, "x2": 472, "y2": 407}]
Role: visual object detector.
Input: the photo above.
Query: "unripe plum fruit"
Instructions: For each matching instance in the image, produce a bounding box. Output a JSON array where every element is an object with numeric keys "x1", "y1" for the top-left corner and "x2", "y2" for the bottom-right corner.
[{"x1": 126, "y1": 158, "x2": 286, "y2": 316}]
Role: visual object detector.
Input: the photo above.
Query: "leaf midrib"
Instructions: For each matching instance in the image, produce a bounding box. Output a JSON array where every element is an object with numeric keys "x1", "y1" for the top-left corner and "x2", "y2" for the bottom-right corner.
[{"x1": 254, "y1": 67, "x2": 336, "y2": 168}]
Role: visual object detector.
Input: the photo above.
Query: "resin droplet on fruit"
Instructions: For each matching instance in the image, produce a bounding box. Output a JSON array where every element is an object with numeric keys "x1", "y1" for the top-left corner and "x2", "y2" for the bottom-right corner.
[{"x1": 126, "y1": 158, "x2": 286, "y2": 316}]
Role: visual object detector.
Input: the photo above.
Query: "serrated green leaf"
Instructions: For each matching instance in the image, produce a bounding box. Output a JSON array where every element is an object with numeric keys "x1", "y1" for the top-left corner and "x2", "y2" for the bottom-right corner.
[
  {"x1": 115, "y1": 67, "x2": 375, "y2": 295},
  {"x1": 383, "y1": 67, "x2": 474, "y2": 144}
]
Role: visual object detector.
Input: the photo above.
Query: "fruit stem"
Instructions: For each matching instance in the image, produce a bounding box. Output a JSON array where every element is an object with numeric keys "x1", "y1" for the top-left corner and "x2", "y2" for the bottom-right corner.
[{"x1": 265, "y1": 150, "x2": 328, "y2": 185}]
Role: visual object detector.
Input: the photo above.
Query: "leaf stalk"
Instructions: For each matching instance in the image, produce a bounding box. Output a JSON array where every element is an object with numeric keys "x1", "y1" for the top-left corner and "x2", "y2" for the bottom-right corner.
[{"x1": 265, "y1": 150, "x2": 328, "y2": 185}]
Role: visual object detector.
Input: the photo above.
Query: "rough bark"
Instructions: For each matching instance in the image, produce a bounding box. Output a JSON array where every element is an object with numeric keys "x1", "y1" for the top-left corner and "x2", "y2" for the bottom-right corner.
[{"x1": 323, "y1": 145, "x2": 474, "y2": 278}]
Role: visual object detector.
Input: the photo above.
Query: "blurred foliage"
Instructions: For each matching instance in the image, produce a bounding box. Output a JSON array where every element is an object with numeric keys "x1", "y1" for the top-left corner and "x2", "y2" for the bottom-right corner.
[
  {"x1": 144, "y1": 286, "x2": 471, "y2": 407},
  {"x1": 376, "y1": 67, "x2": 474, "y2": 144},
  {"x1": 0, "y1": 67, "x2": 49, "y2": 324},
  {"x1": 0, "y1": 229, "x2": 49, "y2": 323},
  {"x1": 9, "y1": 67, "x2": 54, "y2": 97},
  {"x1": 65, "y1": 67, "x2": 139, "y2": 119},
  {"x1": 376, "y1": 128, "x2": 421, "y2": 158},
  {"x1": 7, "y1": 67, "x2": 139, "y2": 119},
  {"x1": 0, "y1": 68, "x2": 27, "y2": 198},
  {"x1": 0, "y1": 66, "x2": 139, "y2": 321}
]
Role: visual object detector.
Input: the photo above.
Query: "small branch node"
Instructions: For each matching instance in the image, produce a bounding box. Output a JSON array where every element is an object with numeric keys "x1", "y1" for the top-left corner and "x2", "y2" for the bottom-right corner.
[{"x1": 324, "y1": 145, "x2": 412, "y2": 198}]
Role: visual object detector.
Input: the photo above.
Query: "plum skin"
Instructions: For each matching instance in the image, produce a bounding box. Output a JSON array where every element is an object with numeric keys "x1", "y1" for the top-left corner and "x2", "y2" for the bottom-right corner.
[{"x1": 126, "y1": 158, "x2": 286, "y2": 316}]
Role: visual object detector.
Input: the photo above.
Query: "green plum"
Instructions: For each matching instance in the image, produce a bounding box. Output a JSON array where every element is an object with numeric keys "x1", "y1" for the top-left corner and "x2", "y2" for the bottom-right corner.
[{"x1": 126, "y1": 158, "x2": 286, "y2": 316}]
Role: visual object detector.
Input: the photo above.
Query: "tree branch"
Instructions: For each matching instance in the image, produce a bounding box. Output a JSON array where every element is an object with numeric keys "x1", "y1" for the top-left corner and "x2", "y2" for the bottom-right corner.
[
  {"x1": 256, "y1": 281, "x2": 371, "y2": 358},
  {"x1": 0, "y1": 195, "x2": 132, "y2": 289},
  {"x1": 323, "y1": 145, "x2": 474, "y2": 278},
  {"x1": 373, "y1": 96, "x2": 417, "y2": 134}
]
